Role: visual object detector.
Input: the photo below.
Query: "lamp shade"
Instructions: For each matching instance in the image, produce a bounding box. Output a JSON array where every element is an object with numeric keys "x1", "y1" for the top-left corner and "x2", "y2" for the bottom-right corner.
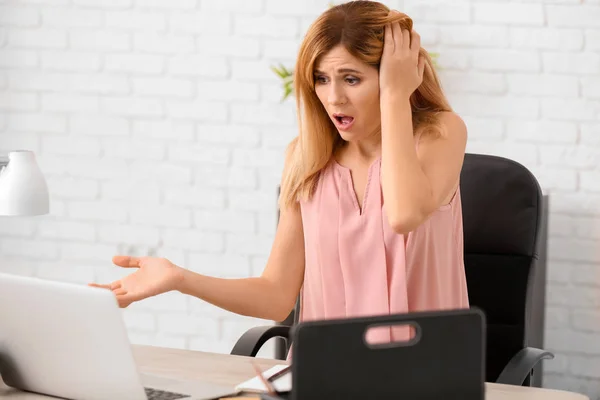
[{"x1": 0, "y1": 150, "x2": 49, "y2": 216}]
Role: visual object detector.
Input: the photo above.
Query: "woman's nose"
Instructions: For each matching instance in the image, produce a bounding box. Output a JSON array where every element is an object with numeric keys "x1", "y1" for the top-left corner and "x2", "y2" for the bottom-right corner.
[{"x1": 328, "y1": 84, "x2": 347, "y2": 106}]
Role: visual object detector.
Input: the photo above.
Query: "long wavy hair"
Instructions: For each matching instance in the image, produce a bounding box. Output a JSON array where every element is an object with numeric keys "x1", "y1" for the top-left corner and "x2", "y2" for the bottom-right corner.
[{"x1": 279, "y1": 0, "x2": 452, "y2": 210}]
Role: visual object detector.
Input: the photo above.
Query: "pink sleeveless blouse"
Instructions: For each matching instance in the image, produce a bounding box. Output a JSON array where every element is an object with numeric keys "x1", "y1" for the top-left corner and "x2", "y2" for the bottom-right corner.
[{"x1": 298, "y1": 156, "x2": 469, "y2": 343}]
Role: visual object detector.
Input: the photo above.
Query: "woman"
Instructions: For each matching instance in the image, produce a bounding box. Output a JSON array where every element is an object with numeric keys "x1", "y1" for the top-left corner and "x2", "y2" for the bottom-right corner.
[{"x1": 90, "y1": 1, "x2": 469, "y2": 342}]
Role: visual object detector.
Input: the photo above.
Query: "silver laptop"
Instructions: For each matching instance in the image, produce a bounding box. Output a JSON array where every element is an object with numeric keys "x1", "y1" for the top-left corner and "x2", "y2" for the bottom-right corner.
[{"x1": 0, "y1": 272, "x2": 237, "y2": 400}]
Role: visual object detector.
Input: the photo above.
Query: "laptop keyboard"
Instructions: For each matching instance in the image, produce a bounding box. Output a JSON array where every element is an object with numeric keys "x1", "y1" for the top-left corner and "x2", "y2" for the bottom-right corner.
[{"x1": 144, "y1": 387, "x2": 190, "y2": 400}]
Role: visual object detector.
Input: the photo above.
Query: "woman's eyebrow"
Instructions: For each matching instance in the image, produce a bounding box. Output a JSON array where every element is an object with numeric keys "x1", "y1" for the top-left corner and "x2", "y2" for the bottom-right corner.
[
  {"x1": 314, "y1": 68, "x2": 363, "y2": 75},
  {"x1": 337, "y1": 68, "x2": 362, "y2": 74}
]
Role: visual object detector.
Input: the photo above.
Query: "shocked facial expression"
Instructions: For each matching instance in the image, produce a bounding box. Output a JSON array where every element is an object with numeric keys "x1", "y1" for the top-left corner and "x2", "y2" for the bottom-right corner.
[{"x1": 313, "y1": 44, "x2": 382, "y2": 143}]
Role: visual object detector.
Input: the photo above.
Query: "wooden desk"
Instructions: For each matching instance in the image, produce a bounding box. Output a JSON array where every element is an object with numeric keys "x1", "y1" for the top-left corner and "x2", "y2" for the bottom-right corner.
[{"x1": 0, "y1": 345, "x2": 590, "y2": 400}]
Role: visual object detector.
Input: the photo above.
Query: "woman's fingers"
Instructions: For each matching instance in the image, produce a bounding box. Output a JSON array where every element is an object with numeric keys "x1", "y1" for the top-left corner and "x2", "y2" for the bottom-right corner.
[
  {"x1": 89, "y1": 281, "x2": 121, "y2": 291},
  {"x1": 384, "y1": 24, "x2": 394, "y2": 54},
  {"x1": 392, "y1": 21, "x2": 403, "y2": 50},
  {"x1": 112, "y1": 255, "x2": 141, "y2": 268},
  {"x1": 109, "y1": 281, "x2": 122, "y2": 290},
  {"x1": 88, "y1": 282, "x2": 111, "y2": 290},
  {"x1": 89, "y1": 279, "x2": 134, "y2": 307},
  {"x1": 116, "y1": 297, "x2": 130, "y2": 308},
  {"x1": 411, "y1": 29, "x2": 421, "y2": 57},
  {"x1": 402, "y1": 28, "x2": 410, "y2": 51},
  {"x1": 116, "y1": 293, "x2": 136, "y2": 308}
]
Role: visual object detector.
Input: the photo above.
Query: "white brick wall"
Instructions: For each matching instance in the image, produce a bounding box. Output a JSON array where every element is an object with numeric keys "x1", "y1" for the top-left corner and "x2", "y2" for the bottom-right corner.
[{"x1": 0, "y1": 0, "x2": 598, "y2": 397}]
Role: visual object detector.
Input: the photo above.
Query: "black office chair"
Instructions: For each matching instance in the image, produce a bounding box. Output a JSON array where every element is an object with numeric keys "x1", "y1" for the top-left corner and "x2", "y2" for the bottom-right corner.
[{"x1": 230, "y1": 153, "x2": 553, "y2": 387}]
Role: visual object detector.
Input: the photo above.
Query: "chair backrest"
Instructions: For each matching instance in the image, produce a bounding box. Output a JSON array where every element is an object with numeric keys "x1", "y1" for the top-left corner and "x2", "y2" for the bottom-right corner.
[
  {"x1": 276, "y1": 153, "x2": 548, "y2": 387},
  {"x1": 459, "y1": 153, "x2": 548, "y2": 385}
]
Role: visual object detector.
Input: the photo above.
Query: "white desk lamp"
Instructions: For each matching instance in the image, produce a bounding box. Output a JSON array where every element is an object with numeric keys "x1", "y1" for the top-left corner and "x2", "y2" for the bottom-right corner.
[{"x1": 0, "y1": 150, "x2": 49, "y2": 216}]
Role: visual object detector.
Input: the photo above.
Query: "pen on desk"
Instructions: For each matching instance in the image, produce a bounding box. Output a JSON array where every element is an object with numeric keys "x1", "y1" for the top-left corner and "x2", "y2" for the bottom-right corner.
[
  {"x1": 267, "y1": 365, "x2": 291, "y2": 382},
  {"x1": 251, "y1": 361, "x2": 277, "y2": 396}
]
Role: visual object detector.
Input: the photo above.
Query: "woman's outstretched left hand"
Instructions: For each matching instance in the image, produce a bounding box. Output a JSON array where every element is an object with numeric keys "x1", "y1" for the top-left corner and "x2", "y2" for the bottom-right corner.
[{"x1": 379, "y1": 19, "x2": 425, "y2": 99}]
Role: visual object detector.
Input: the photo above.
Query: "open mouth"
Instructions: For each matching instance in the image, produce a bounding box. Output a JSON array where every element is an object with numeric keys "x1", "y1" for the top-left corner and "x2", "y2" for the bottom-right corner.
[{"x1": 333, "y1": 113, "x2": 355, "y2": 129}]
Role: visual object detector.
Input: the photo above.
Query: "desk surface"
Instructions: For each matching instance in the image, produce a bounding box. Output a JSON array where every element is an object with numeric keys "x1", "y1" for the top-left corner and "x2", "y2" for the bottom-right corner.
[{"x1": 0, "y1": 345, "x2": 590, "y2": 400}]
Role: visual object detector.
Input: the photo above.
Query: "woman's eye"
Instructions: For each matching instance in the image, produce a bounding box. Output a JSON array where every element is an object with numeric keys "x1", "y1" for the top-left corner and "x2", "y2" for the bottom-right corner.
[
  {"x1": 346, "y1": 77, "x2": 360, "y2": 85},
  {"x1": 315, "y1": 75, "x2": 328, "y2": 84}
]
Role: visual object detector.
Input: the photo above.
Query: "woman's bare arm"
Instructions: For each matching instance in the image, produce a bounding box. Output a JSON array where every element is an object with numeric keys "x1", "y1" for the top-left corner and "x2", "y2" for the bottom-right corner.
[{"x1": 177, "y1": 202, "x2": 305, "y2": 322}]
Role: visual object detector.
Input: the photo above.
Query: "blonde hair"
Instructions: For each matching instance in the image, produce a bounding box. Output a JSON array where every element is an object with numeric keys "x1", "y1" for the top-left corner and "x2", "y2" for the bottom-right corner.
[{"x1": 279, "y1": 0, "x2": 452, "y2": 210}]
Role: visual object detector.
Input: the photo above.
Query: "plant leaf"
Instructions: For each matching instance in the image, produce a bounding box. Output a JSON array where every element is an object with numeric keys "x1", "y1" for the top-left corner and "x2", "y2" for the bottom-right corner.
[{"x1": 270, "y1": 65, "x2": 287, "y2": 79}]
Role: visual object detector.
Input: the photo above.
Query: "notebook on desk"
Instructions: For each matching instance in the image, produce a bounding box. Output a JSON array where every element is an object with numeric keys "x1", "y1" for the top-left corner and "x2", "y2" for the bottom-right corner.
[
  {"x1": 236, "y1": 308, "x2": 486, "y2": 400},
  {"x1": 235, "y1": 364, "x2": 291, "y2": 394}
]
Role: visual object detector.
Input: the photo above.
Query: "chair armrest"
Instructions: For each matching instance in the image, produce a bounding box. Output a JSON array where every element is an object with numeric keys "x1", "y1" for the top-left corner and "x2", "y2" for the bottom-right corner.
[
  {"x1": 496, "y1": 347, "x2": 555, "y2": 386},
  {"x1": 230, "y1": 325, "x2": 292, "y2": 358}
]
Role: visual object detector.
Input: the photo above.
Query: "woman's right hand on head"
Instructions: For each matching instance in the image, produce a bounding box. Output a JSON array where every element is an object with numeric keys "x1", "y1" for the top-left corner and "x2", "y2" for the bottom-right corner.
[{"x1": 89, "y1": 256, "x2": 185, "y2": 308}]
